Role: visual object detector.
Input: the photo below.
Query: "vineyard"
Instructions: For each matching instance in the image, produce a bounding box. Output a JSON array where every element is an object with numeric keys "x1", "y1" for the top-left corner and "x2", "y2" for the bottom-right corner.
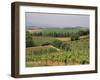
[{"x1": 26, "y1": 27, "x2": 89, "y2": 67}]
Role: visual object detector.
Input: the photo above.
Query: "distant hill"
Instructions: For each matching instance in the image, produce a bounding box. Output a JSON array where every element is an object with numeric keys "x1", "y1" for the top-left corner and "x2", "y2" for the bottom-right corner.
[{"x1": 26, "y1": 26, "x2": 89, "y2": 30}]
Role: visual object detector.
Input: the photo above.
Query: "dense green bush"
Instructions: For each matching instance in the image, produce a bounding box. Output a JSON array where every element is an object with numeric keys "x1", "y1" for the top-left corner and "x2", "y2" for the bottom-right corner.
[
  {"x1": 26, "y1": 31, "x2": 35, "y2": 47},
  {"x1": 70, "y1": 33, "x2": 80, "y2": 41},
  {"x1": 51, "y1": 40, "x2": 71, "y2": 51},
  {"x1": 78, "y1": 30, "x2": 89, "y2": 36},
  {"x1": 41, "y1": 42, "x2": 51, "y2": 46},
  {"x1": 51, "y1": 40, "x2": 63, "y2": 48}
]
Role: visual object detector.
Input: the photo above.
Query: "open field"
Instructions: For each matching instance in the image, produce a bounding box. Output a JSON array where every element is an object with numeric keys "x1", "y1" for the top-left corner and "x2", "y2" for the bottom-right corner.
[{"x1": 26, "y1": 27, "x2": 89, "y2": 67}]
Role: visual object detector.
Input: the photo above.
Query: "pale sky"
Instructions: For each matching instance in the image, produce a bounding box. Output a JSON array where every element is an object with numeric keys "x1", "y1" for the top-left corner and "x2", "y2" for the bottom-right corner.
[{"x1": 25, "y1": 12, "x2": 90, "y2": 28}]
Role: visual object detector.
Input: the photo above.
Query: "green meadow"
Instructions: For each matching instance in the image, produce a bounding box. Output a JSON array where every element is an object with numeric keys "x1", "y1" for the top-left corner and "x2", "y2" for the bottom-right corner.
[{"x1": 26, "y1": 27, "x2": 89, "y2": 67}]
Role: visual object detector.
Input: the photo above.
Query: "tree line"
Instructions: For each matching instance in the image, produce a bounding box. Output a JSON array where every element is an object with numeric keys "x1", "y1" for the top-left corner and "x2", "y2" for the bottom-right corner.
[{"x1": 32, "y1": 30, "x2": 89, "y2": 37}]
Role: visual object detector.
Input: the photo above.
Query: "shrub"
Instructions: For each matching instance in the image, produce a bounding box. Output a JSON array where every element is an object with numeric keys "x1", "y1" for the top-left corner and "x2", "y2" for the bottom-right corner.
[
  {"x1": 41, "y1": 42, "x2": 51, "y2": 46},
  {"x1": 70, "y1": 33, "x2": 80, "y2": 41},
  {"x1": 78, "y1": 30, "x2": 89, "y2": 36},
  {"x1": 51, "y1": 40, "x2": 71, "y2": 51},
  {"x1": 51, "y1": 40, "x2": 63, "y2": 48}
]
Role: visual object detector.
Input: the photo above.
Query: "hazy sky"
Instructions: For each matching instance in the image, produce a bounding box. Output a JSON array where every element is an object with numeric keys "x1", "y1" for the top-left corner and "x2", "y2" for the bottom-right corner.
[{"x1": 25, "y1": 12, "x2": 90, "y2": 28}]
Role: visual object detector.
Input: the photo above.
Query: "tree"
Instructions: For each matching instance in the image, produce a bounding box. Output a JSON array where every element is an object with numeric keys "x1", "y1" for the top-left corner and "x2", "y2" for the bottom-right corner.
[
  {"x1": 70, "y1": 33, "x2": 80, "y2": 41},
  {"x1": 78, "y1": 30, "x2": 89, "y2": 36},
  {"x1": 26, "y1": 31, "x2": 35, "y2": 47}
]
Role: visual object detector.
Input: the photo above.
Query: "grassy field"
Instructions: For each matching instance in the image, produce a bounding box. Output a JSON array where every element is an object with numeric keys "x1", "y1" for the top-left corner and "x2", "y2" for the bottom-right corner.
[{"x1": 26, "y1": 28, "x2": 89, "y2": 67}]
